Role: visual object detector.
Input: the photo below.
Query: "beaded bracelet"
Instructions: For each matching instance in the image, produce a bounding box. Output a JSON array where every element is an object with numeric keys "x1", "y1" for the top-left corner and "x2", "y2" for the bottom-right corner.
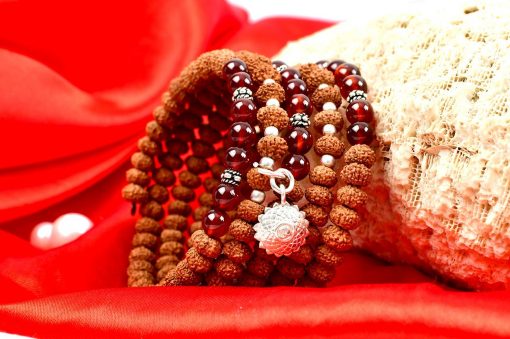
[{"x1": 122, "y1": 50, "x2": 377, "y2": 287}]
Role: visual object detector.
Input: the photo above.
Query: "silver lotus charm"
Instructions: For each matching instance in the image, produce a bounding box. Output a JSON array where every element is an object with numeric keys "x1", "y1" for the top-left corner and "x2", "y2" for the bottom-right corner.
[{"x1": 254, "y1": 202, "x2": 309, "y2": 257}]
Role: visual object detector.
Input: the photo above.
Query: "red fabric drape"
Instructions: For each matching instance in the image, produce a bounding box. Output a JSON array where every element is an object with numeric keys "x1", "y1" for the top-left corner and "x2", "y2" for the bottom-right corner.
[{"x1": 0, "y1": 0, "x2": 509, "y2": 337}]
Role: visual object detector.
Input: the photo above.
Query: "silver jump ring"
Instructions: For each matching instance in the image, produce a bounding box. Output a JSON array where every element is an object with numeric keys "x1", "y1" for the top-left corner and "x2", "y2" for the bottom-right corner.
[{"x1": 269, "y1": 168, "x2": 295, "y2": 194}]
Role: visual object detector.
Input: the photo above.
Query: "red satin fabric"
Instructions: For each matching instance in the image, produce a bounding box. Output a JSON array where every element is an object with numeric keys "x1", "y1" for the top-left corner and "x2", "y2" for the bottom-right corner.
[{"x1": 0, "y1": 0, "x2": 509, "y2": 337}]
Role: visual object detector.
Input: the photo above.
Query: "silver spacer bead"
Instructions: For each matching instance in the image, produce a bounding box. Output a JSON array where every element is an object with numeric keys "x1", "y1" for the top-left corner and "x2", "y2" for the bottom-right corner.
[
  {"x1": 232, "y1": 87, "x2": 253, "y2": 101},
  {"x1": 250, "y1": 190, "x2": 266, "y2": 204},
  {"x1": 318, "y1": 83, "x2": 329, "y2": 90},
  {"x1": 322, "y1": 124, "x2": 337, "y2": 135},
  {"x1": 221, "y1": 169, "x2": 242, "y2": 186},
  {"x1": 321, "y1": 154, "x2": 335, "y2": 168},
  {"x1": 290, "y1": 113, "x2": 311, "y2": 128},
  {"x1": 263, "y1": 78, "x2": 276, "y2": 85},
  {"x1": 347, "y1": 90, "x2": 367, "y2": 103},
  {"x1": 259, "y1": 156, "x2": 275, "y2": 170},
  {"x1": 322, "y1": 102, "x2": 337, "y2": 111},
  {"x1": 266, "y1": 98, "x2": 280, "y2": 107},
  {"x1": 264, "y1": 126, "x2": 279, "y2": 136}
]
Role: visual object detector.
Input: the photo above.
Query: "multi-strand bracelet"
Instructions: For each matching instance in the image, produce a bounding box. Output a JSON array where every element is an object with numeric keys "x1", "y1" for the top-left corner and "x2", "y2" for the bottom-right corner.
[{"x1": 122, "y1": 49, "x2": 376, "y2": 287}]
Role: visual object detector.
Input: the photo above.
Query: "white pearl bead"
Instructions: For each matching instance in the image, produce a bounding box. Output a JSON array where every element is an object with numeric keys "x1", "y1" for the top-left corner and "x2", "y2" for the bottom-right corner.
[
  {"x1": 266, "y1": 98, "x2": 280, "y2": 107},
  {"x1": 250, "y1": 190, "x2": 266, "y2": 204},
  {"x1": 264, "y1": 126, "x2": 279, "y2": 136},
  {"x1": 322, "y1": 124, "x2": 337, "y2": 135},
  {"x1": 259, "y1": 157, "x2": 275, "y2": 170},
  {"x1": 322, "y1": 102, "x2": 336, "y2": 111},
  {"x1": 321, "y1": 154, "x2": 335, "y2": 168},
  {"x1": 318, "y1": 83, "x2": 329, "y2": 90},
  {"x1": 254, "y1": 125, "x2": 261, "y2": 134},
  {"x1": 263, "y1": 78, "x2": 276, "y2": 85}
]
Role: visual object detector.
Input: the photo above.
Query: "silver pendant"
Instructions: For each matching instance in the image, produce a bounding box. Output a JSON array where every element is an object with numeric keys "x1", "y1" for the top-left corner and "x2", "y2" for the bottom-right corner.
[{"x1": 254, "y1": 202, "x2": 309, "y2": 257}]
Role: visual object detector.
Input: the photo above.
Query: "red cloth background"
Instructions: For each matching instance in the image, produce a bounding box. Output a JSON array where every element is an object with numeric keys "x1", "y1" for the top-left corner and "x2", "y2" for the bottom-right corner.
[{"x1": 0, "y1": 0, "x2": 509, "y2": 337}]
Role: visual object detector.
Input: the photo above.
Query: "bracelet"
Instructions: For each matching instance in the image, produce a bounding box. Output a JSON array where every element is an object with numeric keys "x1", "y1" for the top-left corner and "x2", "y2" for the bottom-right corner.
[{"x1": 122, "y1": 50, "x2": 376, "y2": 287}]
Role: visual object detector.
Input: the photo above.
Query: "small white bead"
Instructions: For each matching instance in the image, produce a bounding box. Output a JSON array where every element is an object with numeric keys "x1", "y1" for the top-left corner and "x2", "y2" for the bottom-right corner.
[
  {"x1": 259, "y1": 157, "x2": 275, "y2": 170},
  {"x1": 322, "y1": 102, "x2": 336, "y2": 111},
  {"x1": 254, "y1": 125, "x2": 261, "y2": 134},
  {"x1": 321, "y1": 154, "x2": 335, "y2": 168},
  {"x1": 322, "y1": 124, "x2": 337, "y2": 135},
  {"x1": 318, "y1": 83, "x2": 329, "y2": 90},
  {"x1": 266, "y1": 98, "x2": 280, "y2": 107},
  {"x1": 264, "y1": 126, "x2": 279, "y2": 136},
  {"x1": 263, "y1": 78, "x2": 276, "y2": 85},
  {"x1": 250, "y1": 190, "x2": 266, "y2": 204}
]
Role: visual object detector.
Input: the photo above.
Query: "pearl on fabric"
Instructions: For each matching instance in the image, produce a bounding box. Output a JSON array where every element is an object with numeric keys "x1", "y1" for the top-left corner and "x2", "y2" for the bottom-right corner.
[
  {"x1": 322, "y1": 102, "x2": 336, "y2": 111},
  {"x1": 250, "y1": 190, "x2": 266, "y2": 204},
  {"x1": 30, "y1": 222, "x2": 54, "y2": 250},
  {"x1": 264, "y1": 126, "x2": 279, "y2": 136},
  {"x1": 322, "y1": 124, "x2": 337, "y2": 135},
  {"x1": 266, "y1": 98, "x2": 280, "y2": 107},
  {"x1": 321, "y1": 154, "x2": 335, "y2": 168}
]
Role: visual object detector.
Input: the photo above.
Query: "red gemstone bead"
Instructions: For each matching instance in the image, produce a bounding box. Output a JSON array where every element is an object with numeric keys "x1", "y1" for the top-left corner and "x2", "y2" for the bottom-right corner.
[
  {"x1": 346, "y1": 100, "x2": 374, "y2": 123},
  {"x1": 224, "y1": 147, "x2": 252, "y2": 173},
  {"x1": 231, "y1": 99, "x2": 257, "y2": 123},
  {"x1": 334, "y1": 63, "x2": 361, "y2": 84},
  {"x1": 223, "y1": 59, "x2": 247, "y2": 79},
  {"x1": 214, "y1": 183, "x2": 242, "y2": 210},
  {"x1": 316, "y1": 60, "x2": 330, "y2": 69},
  {"x1": 347, "y1": 122, "x2": 374, "y2": 145},
  {"x1": 285, "y1": 79, "x2": 307, "y2": 98},
  {"x1": 287, "y1": 94, "x2": 313, "y2": 115},
  {"x1": 229, "y1": 122, "x2": 256, "y2": 147},
  {"x1": 203, "y1": 209, "x2": 231, "y2": 238},
  {"x1": 286, "y1": 127, "x2": 313, "y2": 154},
  {"x1": 339, "y1": 75, "x2": 368, "y2": 100},
  {"x1": 272, "y1": 60, "x2": 287, "y2": 70},
  {"x1": 228, "y1": 72, "x2": 253, "y2": 93},
  {"x1": 280, "y1": 68, "x2": 301, "y2": 86},
  {"x1": 326, "y1": 59, "x2": 346, "y2": 72},
  {"x1": 282, "y1": 154, "x2": 310, "y2": 180}
]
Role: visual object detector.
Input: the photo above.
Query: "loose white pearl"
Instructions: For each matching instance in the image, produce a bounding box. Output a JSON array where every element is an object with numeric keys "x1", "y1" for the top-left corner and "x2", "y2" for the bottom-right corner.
[
  {"x1": 266, "y1": 98, "x2": 280, "y2": 107},
  {"x1": 322, "y1": 124, "x2": 337, "y2": 135},
  {"x1": 318, "y1": 83, "x2": 329, "y2": 90},
  {"x1": 259, "y1": 156, "x2": 275, "y2": 170},
  {"x1": 250, "y1": 190, "x2": 266, "y2": 204},
  {"x1": 264, "y1": 126, "x2": 279, "y2": 136},
  {"x1": 263, "y1": 78, "x2": 276, "y2": 85},
  {"x1": 322, "y1": 102, "x2": 336, "y2": 111},
  {"x1": 321, "y1": 154, "x2": 335, "y2": 168}
]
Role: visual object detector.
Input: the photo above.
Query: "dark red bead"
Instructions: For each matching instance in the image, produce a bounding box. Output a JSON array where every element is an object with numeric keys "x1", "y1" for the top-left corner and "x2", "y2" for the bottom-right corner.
[
  {"x1": 286, "y1": 127, "x2": 313, "y2": 154},
  {"x1": 280, "y1": 68, "x2": 301, "y2": 86},
  {"x1": 228, "y1": 72, "x2": 253, "y2": 93},
  {"x1": 223, "y1": 59, "x2": 247, "y2": 79},
  {"x1": 272, "y1": 60, "x2": 287, "y2": 70},
  {"x1": 229, "y1": 122, "x2": 256, "y2": 147},
  {"x1": 224, "y1": 147, "x2": 252, "y2": 173},
  {"x1": 347, "y1": 122, "x2": 374, "y2": 145},
  {"x1": 214, "y1": 183, "x2": 242, "y2": 210},
  {"x1": 203, "y1": 209, "x2": 231, "y2": 238},
  {"x1": 334, "y1": 63, "x2": 360, "y2": 84},
  {"x1": 346, "y1": 100, "x2": 374, "y2": 123},
  {"x1": 339, "y1": 75, "x2": 368, "y2": 99},
  {"x1": 282, "y1": 154, "x2": 310, "y2": 180},
  {"x1": 326, "y1": 59, "x2": 346, "y2": 72},
  {"x1": 287, "y1": 94, "x2": 313, "y2": 115},
  {"x1": 316, "y1": 60, "x2": 330, "y2": 69},
  {"x1": 285, "y1": 79, "x2": 307, "y2": 98},
  {"x1": 231, "y1": 99, "x2": 257, "y2": 123}
]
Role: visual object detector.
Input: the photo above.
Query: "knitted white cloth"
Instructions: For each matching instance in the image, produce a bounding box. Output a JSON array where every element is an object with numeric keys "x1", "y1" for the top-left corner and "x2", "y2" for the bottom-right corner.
[{"x1": 276, "y1": 0, "x2": 510, "y2": 290}]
